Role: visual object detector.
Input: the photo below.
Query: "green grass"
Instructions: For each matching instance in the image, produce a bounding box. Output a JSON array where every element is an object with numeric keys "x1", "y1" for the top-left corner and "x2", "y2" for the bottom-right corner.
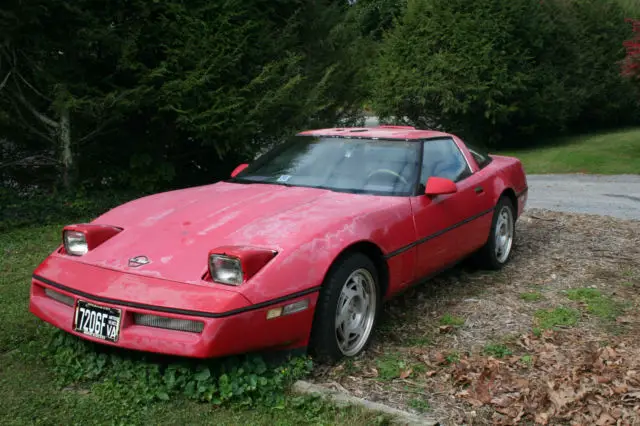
[
  {"x1": 520, "y1": 292, "x2": 543, "y2": 302},
  {"x1": 408, "y1": 397, "x2": 431, "y2": 413},
  {"x1": 566, "y1": 288, "x2": 623, "y2": 321},
  {"x1": 520, "y1": 354, "x2": 533, "y2": 367},
  {"x1": 500, "y1": 128, "x2": 640, "y2": 174},
  {"x1": 407, "y1": 335, "x2": 432, "y2": 347},
  {"x1": 483, "y1": 344, "x2": 513, "y2": 359},
  {"x1": 534, "y1": 307, "x2": 580, "y2": 329},
  {"x1": 0, "y1": 225, "x2": 389, "y2": 425},
  {"x1": 439, "y1": 313, "x2": 465, "y2": 327}
]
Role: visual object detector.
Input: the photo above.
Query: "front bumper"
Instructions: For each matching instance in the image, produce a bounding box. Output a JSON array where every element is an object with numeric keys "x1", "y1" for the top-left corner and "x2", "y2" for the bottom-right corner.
[{"x1": 30, "y1": 259, "x2": 318, "y2": 358}]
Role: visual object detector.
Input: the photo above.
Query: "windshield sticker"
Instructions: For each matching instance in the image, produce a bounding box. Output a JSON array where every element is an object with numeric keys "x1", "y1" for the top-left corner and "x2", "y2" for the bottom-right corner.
[{"x1": 277, "y1": 175, "x2": 292, "y2": 183}]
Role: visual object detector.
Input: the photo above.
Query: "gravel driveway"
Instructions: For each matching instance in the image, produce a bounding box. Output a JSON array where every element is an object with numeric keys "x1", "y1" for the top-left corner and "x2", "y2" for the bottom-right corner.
[{"x1": 526, "y1": 174, "x2": 640, "y2": 220}]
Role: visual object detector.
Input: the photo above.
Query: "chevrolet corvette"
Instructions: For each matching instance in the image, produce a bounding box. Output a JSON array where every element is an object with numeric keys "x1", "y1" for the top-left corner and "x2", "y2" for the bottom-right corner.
[{"x1": 30, "y1": 125, "x2": 528, "y2": 361}]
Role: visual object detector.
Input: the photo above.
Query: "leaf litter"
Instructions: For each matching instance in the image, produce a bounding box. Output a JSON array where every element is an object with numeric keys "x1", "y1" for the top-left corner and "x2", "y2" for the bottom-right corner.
[{"x1": 313, "y1": 209, "x2": 640, "y2": 424}]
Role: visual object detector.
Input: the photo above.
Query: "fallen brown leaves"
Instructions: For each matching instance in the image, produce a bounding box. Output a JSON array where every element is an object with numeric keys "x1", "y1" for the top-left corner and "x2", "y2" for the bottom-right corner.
[
  {"x1": 313, "y1": 210, "x2": 640, "y2": 425},
  {"x1": 453, "y1": 330, "x2": 640, "y2": 425}
]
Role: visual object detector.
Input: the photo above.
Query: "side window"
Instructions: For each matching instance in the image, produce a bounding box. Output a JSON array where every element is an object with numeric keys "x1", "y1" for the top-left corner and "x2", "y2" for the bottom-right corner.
[
  {"x1": 464, "y1": 141, "x2": 493, "y2": 169},
  {"x1": 420, "y1": 139, "x2": 472, "y2": 184}
]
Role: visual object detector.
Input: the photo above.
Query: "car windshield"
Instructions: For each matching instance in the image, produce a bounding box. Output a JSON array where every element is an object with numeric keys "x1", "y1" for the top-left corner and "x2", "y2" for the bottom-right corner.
[{"x1": 233, "y1": 135, "x2": 420, "y2": 195}]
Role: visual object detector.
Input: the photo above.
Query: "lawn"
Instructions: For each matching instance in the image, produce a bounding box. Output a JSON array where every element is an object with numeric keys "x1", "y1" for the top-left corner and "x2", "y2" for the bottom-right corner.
[
  {"x1": 0, "y1": 224, "x2": 388, "y2": 426},
  {"x1": 499, "y1": 127, "x2": 640, "y2": 174}
]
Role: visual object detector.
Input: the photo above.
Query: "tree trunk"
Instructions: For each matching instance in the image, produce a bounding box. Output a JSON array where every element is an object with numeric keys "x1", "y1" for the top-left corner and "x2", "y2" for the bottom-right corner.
[{"x1": 58, "y1": 106, "x2": 73, "y2": 190}]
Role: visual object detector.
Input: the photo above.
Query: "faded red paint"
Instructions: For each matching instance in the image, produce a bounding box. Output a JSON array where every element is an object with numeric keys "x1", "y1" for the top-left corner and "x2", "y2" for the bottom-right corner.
[{"x1": 30, "y1": 126, "x2": 528, "y2": 358}]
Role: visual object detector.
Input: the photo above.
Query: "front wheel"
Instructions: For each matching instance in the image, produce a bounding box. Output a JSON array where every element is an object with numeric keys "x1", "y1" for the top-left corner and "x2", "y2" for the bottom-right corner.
[
  {"x1": 475, "y1": 196, "x2": 516, "y2": 270},
  {"x1": 309, "y1": 253, "x2": 380, "y2": 362}
]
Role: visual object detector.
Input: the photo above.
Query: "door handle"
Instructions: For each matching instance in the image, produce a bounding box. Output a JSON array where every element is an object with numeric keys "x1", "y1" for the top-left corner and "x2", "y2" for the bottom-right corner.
[{"x1": 474, "y1": 186, "x2": 484, "y2": 194}]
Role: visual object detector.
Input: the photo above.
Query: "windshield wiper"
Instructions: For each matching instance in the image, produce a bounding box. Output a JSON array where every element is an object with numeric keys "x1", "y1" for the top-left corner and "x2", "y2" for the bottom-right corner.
[{"x1": 228, "y1": 177, "x2": 295, "y2": 187}]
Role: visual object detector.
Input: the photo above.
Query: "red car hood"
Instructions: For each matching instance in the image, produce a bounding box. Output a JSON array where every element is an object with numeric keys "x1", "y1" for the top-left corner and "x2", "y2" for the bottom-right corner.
[{"x1": 69, "y1": 182, "x2": 385, "y2": 284}]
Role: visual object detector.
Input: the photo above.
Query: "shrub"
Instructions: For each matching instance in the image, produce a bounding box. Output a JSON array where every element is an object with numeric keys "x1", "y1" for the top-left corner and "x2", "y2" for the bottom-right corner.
[
  {"x1": 372, "y1": 0, "x2": 639, "y2": 148},
  {"x1": 44, "y1": 330, "x2": 313, "y2": 407}
]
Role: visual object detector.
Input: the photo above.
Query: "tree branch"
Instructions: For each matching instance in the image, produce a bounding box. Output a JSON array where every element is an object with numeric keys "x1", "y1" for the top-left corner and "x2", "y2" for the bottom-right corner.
[
  {"x1": 0, "y1": 154, "x2": 57, "y2": 169},
  {"x1": 15, "y1": 90, "x2": 59, "y2": 129},
  {"x1": 0, "y1": 71, "x2": 11, "y2": 92},
  {"x1": 8, "y1": 97, "x2": 57, "y2": 143},
  {"x1": 15, "y1": 70, "x2": 51, "y2": 101},
  {"x1": 77, "y1": 116, "x2": 119, "y2": 144}
]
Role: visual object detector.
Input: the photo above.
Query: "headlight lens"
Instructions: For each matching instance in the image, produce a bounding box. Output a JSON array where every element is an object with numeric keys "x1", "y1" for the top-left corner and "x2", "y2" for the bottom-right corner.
[
  {"x1": 63, "y1": 231, "x2": 88, "y2": 256},
  {"x1": 208, "y1": 254, "x2": 243, "y2": 285}
]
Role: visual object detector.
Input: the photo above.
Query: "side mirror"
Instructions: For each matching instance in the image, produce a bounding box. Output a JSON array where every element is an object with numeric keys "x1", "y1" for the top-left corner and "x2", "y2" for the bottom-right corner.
[
  {"x1": 230, "y1": 163, "x2": 249, "y2": 178},
  {"x1": 425, "y1": 176, "x2": 457, "y2": 196}
]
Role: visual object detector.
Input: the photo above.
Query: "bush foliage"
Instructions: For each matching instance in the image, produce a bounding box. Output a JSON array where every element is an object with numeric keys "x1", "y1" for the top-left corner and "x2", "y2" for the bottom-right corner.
[
  {"x1": 44, "y1": 330, "x2": 312, "y2": 409},
  {"x1": 0, "y1": 0, "x2": 370, "y2": 192},
  {"x1": 1, "y1": 0, "x2": 639, "y2": 191},
  {"x1": 372, "y1": 0, "x2": 640, "y2": 148}
]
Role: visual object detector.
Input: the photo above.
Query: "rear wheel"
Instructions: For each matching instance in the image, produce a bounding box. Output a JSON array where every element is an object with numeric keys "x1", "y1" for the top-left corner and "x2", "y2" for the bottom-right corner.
[
  {"x1": 309, "y1": 253, "x2": 380, "y2": 362},
  {"x1": 475, "y1": 196, "x2": 515, "y2": 270}
]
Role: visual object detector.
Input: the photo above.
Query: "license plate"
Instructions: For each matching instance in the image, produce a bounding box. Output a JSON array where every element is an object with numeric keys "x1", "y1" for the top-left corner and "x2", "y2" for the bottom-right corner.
[{"x1": 73, "y1": 300, "x2": 122, "y2": 342}]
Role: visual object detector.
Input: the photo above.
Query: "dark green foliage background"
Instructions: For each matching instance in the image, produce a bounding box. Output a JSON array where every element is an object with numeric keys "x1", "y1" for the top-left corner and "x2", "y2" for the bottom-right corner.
[
  {"x1": 1, "y1": 0, "x2": 639, "y2": 195},
  {"x1": 371, "y1": 0, "x2": 640, "y2": 148}
]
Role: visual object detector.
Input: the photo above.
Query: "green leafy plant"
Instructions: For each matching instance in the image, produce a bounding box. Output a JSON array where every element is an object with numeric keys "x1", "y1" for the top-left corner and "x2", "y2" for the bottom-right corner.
[
  {"x1": 445, "y1": 352, "x2": 460, "y2": 364},
  {"x1": 483, "y1": 344, "x2": 513, "y2": 359},
  {"x1": 376, "y1": 354, "x2": 408, "y2": 380},
  {"x1": 44, "y1": 331, "x2": 312, "y2": 407},
  {"x1": 520, "y1": 354, "x2": 533, "y2": 367}
]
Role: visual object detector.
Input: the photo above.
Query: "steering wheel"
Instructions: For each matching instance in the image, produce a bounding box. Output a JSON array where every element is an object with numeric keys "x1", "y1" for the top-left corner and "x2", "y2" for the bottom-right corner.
[{"x1": 366, "y1": 169, "x2": 409, "y2": 186}]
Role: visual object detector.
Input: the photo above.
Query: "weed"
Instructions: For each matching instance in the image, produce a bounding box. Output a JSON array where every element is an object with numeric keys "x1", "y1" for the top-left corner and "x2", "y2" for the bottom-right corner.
[
  {"x1": 412, "y1": 363, "x2": 427, "y2": 374},
  {"x1": 376, "y1": 353, "x2": 408, "y2": 380},
  {"x1": 439, "y1": 314, "x2": 465, "y2": 327},
  {"x1": 566, "y1": 288, "x2": 622, "y2": 320},
  {"x1": 483, "y1": 344, "x2": 513, "y2": 359},
  {"x1": 409, "y1": 397, "x2": 431, "y2": 413},
  {"x1": 532, "y1": 328, "x2": 542, "y2": 337},
  {"x1": 520, "y1": 355, "x2": 533, "y2": 367},
  {"x1": 445, "y1": 352, "x2": 460, "y2": 364},
  {"x1": 407, "y1": 335, "x2": 432, "y2": 347},
  {"x1": 534, "y1": 307, "x2": 580, "y2": 329},
  {"x1": 44, "y1": 330, "x2": 312, "y2": 407},
  {"x1": 520, "y1": 292, "x2": 542, "y2": 302}
]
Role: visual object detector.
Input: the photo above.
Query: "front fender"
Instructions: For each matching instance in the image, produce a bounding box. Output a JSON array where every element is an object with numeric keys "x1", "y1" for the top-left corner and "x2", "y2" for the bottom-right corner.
[{"x1": 234, "y1": 200, "x2": 416, "y2": 305}]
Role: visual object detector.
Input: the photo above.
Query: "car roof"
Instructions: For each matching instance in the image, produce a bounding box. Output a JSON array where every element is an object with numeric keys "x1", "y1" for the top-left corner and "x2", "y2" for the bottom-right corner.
[{"x1": 297, "y1": 125, "x2": 453, "y2": 140}]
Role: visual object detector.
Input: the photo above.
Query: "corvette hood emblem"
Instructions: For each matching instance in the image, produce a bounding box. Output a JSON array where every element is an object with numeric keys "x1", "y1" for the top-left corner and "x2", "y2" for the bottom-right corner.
[{"x1": 128, "y1": 255, "x2": 150, "y2": 267}]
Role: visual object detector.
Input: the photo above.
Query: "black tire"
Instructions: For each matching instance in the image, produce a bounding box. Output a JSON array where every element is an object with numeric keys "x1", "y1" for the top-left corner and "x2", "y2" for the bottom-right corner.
[
  {"x1": 474, "y1": 196, "x2": 516, "y2": 270},
  {"x1": 309, "y1": 252, "x2": 381, "y2": 363}
]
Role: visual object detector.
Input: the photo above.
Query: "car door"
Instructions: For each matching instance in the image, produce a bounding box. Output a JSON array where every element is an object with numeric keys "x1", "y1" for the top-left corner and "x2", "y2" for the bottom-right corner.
[
  {"x1": 409, "y1": 138, "x2": 492, "y2": 279},
  {"x1": 451, "y1": 136, "x2": 496, "y2": 256}
]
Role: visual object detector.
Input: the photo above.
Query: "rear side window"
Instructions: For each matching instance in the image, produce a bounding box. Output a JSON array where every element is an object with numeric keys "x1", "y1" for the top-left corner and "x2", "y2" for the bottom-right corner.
[{"x1": 465, "y1": 141, "x2": 493, "y2": 169}]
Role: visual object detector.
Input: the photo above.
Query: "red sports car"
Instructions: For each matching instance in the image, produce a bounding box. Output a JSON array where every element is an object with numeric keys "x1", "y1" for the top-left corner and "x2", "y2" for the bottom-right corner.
[{"x1": 30, "y1": 126, "x2": 527, "y2": 361}]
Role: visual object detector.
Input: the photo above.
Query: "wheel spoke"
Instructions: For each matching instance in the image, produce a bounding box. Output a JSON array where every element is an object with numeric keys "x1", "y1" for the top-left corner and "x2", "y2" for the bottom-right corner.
[
  {"x1": 334, "y1": 268, "x2": 377, "y2": 357},
  {"x1": 494, "y1": 205, "x2": 513, "y2": 263}
]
